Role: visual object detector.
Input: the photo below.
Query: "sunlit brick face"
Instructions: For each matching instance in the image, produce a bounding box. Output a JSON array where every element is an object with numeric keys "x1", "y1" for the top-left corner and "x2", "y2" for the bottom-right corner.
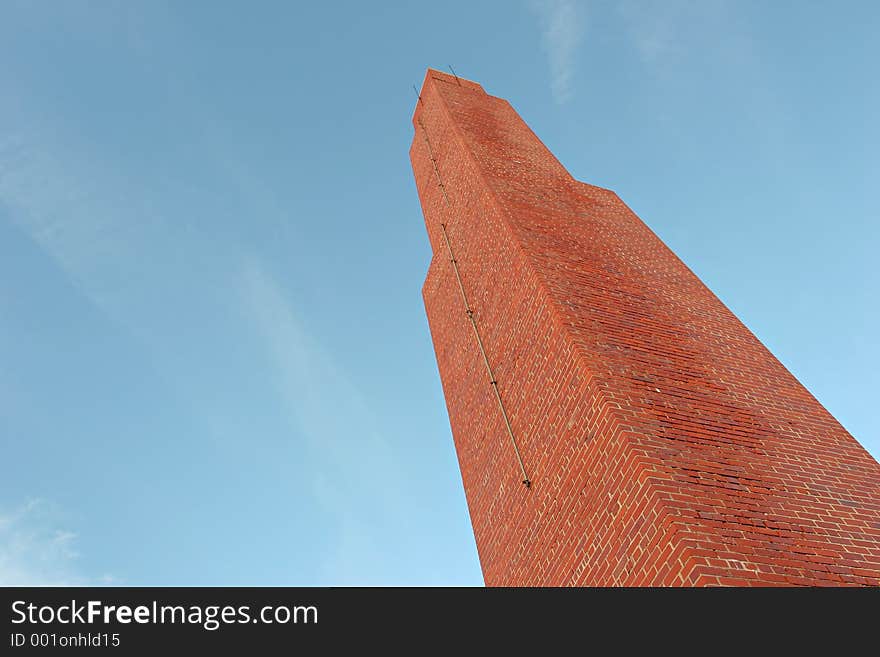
[{"x1": 410, "y1": 69, "x2": 880, "y2": 586}]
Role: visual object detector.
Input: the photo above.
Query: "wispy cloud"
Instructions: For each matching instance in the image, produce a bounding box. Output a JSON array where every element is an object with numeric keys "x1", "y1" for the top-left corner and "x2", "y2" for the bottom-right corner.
[
  {"x1": 237, "y1": 258, "x2": 412, "y2": 584},
  {"x1": 0, "y1": 499, "x2": 112, "y2": 586},
  {"x1": 529, "y1": 0, "x2": 585, "y2": 104},
  {"x1": 617, "y1": 0, "x2": 682, "y2": 65},
  {"x1": 613, "y1": 1, "x2": 787, "y2": 154},
  {"x1": 615, "y1": 0, "x2": 736, "y2": 70},
  {"x1": 0, "y1": 127, "x2": 176, "y2": 323}
]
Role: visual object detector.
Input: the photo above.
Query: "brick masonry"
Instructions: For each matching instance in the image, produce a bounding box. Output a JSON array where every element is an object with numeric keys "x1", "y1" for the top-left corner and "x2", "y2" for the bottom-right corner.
[{"x1": 410, "y1": 69, "x2": 880, "y2": 586}]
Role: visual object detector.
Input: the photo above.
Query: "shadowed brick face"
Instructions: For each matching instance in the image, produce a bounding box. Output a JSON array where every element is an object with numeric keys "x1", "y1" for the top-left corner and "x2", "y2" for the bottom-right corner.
[{"x1": 410, "y1": 69, "x2": 880, "y2": 586}]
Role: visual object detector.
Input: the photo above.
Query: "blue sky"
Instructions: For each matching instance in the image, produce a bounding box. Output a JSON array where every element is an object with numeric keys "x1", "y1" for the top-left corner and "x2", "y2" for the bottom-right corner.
[{"x1": 1, "y1": 1, "x2": 877, "y2": 586}]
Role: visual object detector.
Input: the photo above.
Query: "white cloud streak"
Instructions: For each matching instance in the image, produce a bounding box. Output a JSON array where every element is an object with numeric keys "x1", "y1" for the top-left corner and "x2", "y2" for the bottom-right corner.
[
  {"x1": 0, "y1": 499, "x2": 112, "y2": 586},
  {"x1": 529, "y1": 0, "x2": 585, "y2": 104},
  {"x1": 237, "y1": 258, "x2": 411, "y2": 584},
  {"x1": 617, "y1": 0, "x2": 681, "y2": 65}
]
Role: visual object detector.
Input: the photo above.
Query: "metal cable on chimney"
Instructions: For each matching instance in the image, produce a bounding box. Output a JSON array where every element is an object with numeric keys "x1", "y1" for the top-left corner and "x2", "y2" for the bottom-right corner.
[{"x1": 416, "y1": 113, "x2": 532, "y2": 489}]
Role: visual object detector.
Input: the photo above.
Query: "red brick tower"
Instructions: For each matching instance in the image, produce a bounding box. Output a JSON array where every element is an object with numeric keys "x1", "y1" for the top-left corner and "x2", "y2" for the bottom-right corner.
[{"x1": 410, "y1": 69, "x2": 880, "y2": 586}]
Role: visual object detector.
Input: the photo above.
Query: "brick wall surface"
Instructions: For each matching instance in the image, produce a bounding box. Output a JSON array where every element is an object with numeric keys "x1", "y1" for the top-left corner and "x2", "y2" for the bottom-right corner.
[{"x1": 410, "y1": 69, "x2": 880, "y2": 586}]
